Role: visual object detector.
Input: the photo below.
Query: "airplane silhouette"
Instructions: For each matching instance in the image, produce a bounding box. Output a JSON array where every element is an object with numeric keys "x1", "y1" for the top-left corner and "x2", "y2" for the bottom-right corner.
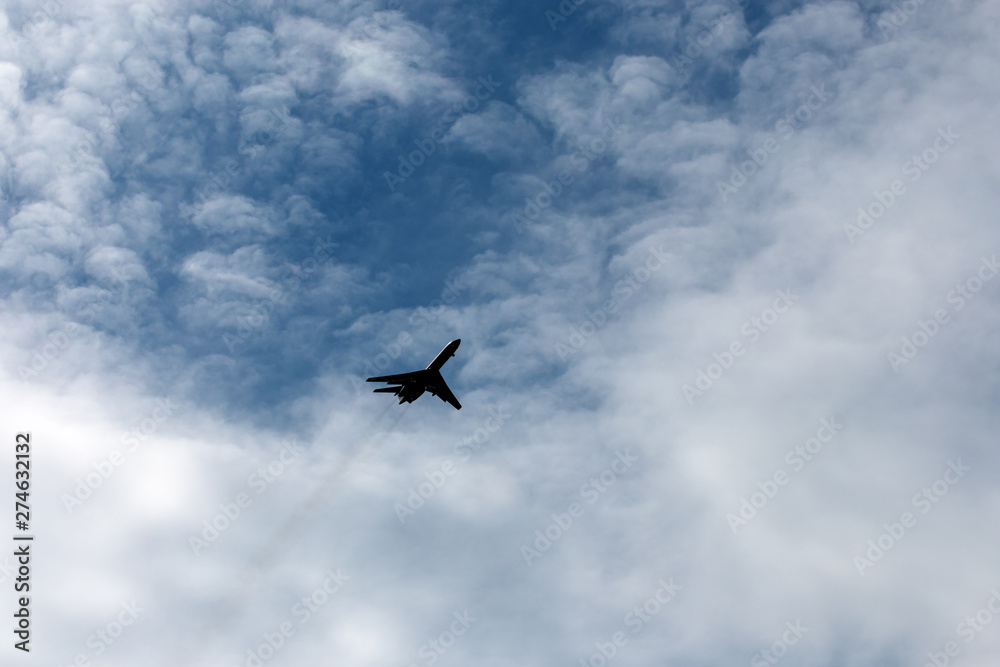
[{"x1": 366, "y1": 339, "x2": 462, "y2": 410}]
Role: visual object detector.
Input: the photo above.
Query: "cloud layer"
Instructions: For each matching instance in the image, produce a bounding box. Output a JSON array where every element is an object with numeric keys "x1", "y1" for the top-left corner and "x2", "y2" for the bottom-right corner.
[{"x1": 1, "y1": 0, "x2": 999, "y2": 666}]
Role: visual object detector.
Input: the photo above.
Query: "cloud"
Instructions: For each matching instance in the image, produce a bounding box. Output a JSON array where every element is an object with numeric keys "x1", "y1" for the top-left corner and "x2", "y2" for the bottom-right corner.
[
  {"x1": 189, "y1": 195, "x2": 279, "y2": 237},
  {"x1": 1, "y1": 0, "x2": 999, "y2": 666},
  {"x1": 447, "y1": 101, "x2": 544, "y2": 162}
]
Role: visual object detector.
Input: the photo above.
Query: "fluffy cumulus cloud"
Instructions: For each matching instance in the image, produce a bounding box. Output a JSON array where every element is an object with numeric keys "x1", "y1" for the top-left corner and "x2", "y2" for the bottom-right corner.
[{"x1": 1, "y1": 0, "x2": 999, "y2": 665}]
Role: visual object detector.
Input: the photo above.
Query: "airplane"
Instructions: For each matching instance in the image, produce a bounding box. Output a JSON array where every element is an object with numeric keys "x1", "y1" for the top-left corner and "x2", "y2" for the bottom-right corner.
[{"x1": 366, "y1": 339, "x2": 462, "y2": 410}]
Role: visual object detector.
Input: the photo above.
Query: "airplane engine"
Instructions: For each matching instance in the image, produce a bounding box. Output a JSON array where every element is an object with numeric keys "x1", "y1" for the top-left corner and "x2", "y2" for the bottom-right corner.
[{"x1": 398, "y1": 383, "x2": 425, "y2": 404}]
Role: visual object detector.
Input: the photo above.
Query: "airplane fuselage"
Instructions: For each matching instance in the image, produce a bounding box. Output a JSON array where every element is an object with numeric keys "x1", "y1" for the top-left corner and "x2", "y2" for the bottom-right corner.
[{"x1": 427, "y1": 339, "x2": 461, "y2": 371}]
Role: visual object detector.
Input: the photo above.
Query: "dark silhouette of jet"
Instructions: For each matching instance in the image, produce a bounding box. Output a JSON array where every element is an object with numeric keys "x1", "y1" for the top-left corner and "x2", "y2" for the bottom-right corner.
[{"x1": 366, "y1": 339, "x2": 462, "y2": 410}]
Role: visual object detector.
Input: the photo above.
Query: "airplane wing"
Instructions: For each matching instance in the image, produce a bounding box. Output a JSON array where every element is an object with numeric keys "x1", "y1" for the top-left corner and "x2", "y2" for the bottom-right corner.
[
  {"x1": 366, "y1": 370, "x2": 428, "y2": 385},
  {"x1": 425, "y1": 373, "x2": 462, "y2": 410},
  {"x1": 366, "y1": 365, "x2": 461, "y2": 410}
]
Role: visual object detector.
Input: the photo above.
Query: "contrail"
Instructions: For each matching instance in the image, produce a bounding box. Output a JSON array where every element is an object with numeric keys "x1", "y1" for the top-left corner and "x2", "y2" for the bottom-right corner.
[
  {"x1": 174, "y1": 402, "x2": 411, "y2": 666},
  {"x1": 247, "y1": 401, "x2": 410, "y2": 570}
]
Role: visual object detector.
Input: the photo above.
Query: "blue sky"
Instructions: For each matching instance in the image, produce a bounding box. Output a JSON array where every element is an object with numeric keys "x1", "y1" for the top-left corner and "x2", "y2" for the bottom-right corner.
[{"x1": 2, "y1": 0, "x2": 1000, "y2": 665}]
